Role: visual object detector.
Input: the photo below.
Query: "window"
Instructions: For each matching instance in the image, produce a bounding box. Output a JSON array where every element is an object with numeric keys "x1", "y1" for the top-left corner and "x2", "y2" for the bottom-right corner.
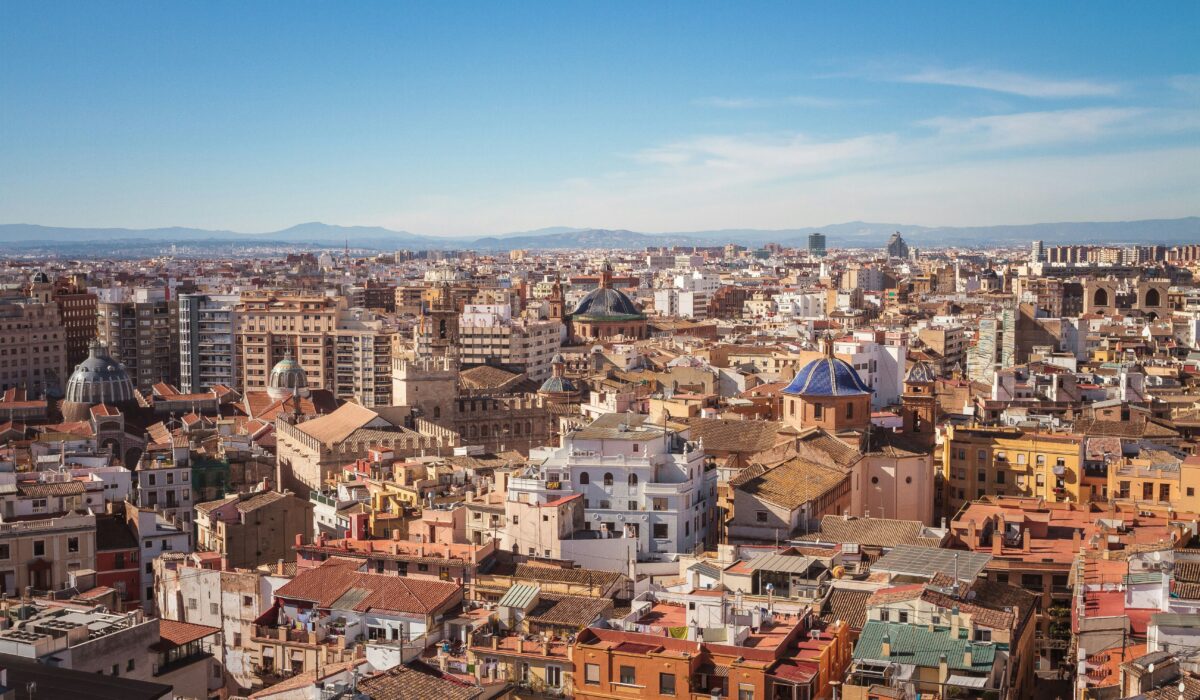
[
  {"x1": 145, "y1": 562, "x2": 153, "y2": 574},
  {"x1": 974, "y1": 628, "x2": 992, "y2": 642},
  {"x1": 1143, "y1": 483, "x2": 1154, "y2": 500},
  {"x1": 628, "y1": 474, "x2": 638, "y2": 486},
  {"x1": 603, "y1": 473, "x2": 614, "y2": 486},
  {"x1": 813, "y1": 403, "x2": 823, "y2": 419},
  {"x1": 619, "y1": 666, "x2": 636, "y2": 685},
  {"x1": 579, "y1": 472, "x2": 589, "y2": 485},
  {"x1": 756, "y1": 511, "x2": 768, "y2": 523},
  {"x1": 738, "y1": 684, "x2": 755, "y2": 700},
  {"x1": 977, "y1": 449, "x2": 987, "y2": 461},
  {"x1": 112, "y1": 664, "x2": 119, "y2": 677},
  {"x1": 0, "y1": 545, "x2": 9, "y2": 560},
  {"x1": 846, "y1": 402, "x2": 853, "y2": 418},
  {"x1": 546, "y1": 665, "x2": 562, "y2": 688},
  {"x1": 33, "y1": 541, "x2": 45, "y2": 557},
  {"x1": 898, "y1": 611, "x2": 909, "y2": 623},
  {"x1": 585, "y1": 663, "x2": 600, "y2": 685},
  {"x1": 1016, "y1": 454, "x2": 1027, "y2": 465},
  {"x1": 1160, "y1": 484, "x2": 1170, "y2": 502},
  {"x1": 880, "y1": 610, "x2": 889, "y2": 621},
  {"x1": 210, "y1": 603, "x2": 219, "y2": 615},
  {"x1": 653, "y1": 523, "x2": 669, "y2": 539},
  {"x1": 996, "y1": 472, "x2": 1005, "y2": 484},
  {"x1": 68, "y1": 537, "x2": 79, "y2": 553},
  {"x1": 187, "y1": 598, "x2": 198, "y2": 610},
  {"x1": 127, "y1": 659, "x2": 135, "y2": 672},
  {"x1": 660, "y1": 672, "x2": 676, "y2": 695}
]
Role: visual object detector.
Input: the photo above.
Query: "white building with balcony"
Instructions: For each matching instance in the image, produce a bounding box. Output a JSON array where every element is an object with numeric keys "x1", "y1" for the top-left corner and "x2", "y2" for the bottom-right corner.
[{"x1": 521, "y1": 414, "x2": 717, "y2": 563}]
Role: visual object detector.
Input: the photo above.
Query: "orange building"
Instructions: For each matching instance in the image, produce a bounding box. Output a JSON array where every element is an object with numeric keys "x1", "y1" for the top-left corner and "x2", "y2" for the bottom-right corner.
[{"x1": 572, "y1": 616, "x2": 850, "y2": 700}]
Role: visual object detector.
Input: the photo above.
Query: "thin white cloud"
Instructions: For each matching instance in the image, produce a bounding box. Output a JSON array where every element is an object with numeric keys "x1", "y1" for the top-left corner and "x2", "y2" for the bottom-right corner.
[
  {"x1": 902, "y1": 67, "x2": 1120, "y2": 98},
  {"x1": 1169, "y1": 74, "x2": 1200, "y2": 96},
  {"x1": 920, "y1": 107, "x2": 1145, "y2": 148},
  {"x1": 378, "y1": 101, "x2": 1198, "y2": 234}
]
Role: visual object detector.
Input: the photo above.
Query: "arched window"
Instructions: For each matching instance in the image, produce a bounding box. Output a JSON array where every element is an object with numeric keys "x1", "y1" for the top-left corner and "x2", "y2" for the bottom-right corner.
[
  {"x1": 579, "y1": 472, "x2": 590, "y2": 484},
  {"x1": 1094, "y1": 288, "x2": 1109, "y2": 307},
  {"x1": 432, "y1": 406, "x2": 440, "y2": 419},
  {"x1": 628, "y1": 474, "x2": 638, "y2": 486},
  {"x1": 481, "y1": 425, "x2": 489, "y2": 437},
  {"x1": 603, "y1": 472, "x2": 614, "y2": 486},
  {"x1": 514, "y1": 422, "x2": 521, "y2": 436},
  {"x1": 1145, "y1": 288, "x2": 1161, "y2": 307}
]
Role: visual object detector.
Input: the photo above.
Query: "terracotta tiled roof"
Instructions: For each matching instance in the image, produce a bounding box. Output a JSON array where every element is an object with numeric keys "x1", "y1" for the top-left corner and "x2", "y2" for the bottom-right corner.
[
  {"x1": 526, "y1": 593, "x2": 613, "y2": 628},
  {"x1": 679, "y1": 418, "x2": 792, "y2": 454},
  {"x1": 731, "y1": 456, "x2": 847, "y2": 511},
  {"x1": 512, "y1": 563, "x2": 624, "y2": 588},
  {"x1": 458, "y1": 365, "x2": 525, "y2": 391},
  {"x1": 276, "y1": 557, "x2": 459, "y2": 614},
  {"x1": 18, "y1": 480, "x2": 85, "y2": 498},
  {"x1": 356, "y1": 663, "x2": 482, "y2": 700},
  {"x1": 798, "y1": 515, "x2": 944, "y2": 548},
  {"x1": 294, "y1": 403, "x2": 386, "y2": 445},
  {"x1": 156, "y1": 619, "x2": 220, "y2": 649},
  {"x1": 820, "y1": 587, "x2": 870, "y2": 630}
]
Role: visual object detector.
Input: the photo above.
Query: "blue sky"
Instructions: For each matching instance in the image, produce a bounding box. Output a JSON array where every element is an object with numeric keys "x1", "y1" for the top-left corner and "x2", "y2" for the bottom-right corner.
[{"x1": 1, "y1": 2, "x2": 1197, "y2": 235}]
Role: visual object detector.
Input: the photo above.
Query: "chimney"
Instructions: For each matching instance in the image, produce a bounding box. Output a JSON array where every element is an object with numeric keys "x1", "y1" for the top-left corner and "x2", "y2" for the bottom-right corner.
[
  {"x1": 951, "y1": 607, "x2": 960, "y2": 638},
  {"x1": 962, "y1": 643, "x2": 972, "y2": 668},
  {"x1": 967, "y1": 519, "x2": 978, "y2": 548},
  {"x1": 490, "y1": 635, "x2": 498, "y2": 650},
  {"x1": 880, "y1": 634, "x2": 891, "y2": 659},
  {"x1": 542, "y1": 639, "x2": 550, "y2": 656},
  {"x1": 938, "y1": 653, "x2": 949, "y2": 684},
  {"x1": 1022, "y1": 528, "x2": 1031, "y2": 553},
  {"x1": 392, "y1": 529, "x2": 401, "y2": 541},
  {"x1": 276, "y1": 559, "x2": 285, "y2": 575},
  {"x1": 1072, "y1": 528, "x2": 1082, "y2": 551},
  {"x1": 991, "y1": 533, "x2": 1002, "y2": 556}
]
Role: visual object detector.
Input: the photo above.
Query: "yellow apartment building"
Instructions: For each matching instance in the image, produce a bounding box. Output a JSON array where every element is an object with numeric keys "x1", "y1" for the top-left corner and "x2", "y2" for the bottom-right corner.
[{"x1": 941, "y1": 425, "x2": 1085, "y2": 515}]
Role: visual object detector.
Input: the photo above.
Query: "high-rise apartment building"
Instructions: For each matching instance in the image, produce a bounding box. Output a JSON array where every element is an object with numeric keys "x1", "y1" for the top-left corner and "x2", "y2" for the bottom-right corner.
[
  {"x1": 0, "y1": 289, "x2": 68, "y2": 395},
  {"x1": 237, "y1": 291, "x2": 343, "y2": 394},
  {"x1": 178, "y1": 293, "x2": 240, "y2": 393},
  {"x1": 333, "y1": 308, "x2": 397, "y2": 407},
  {"x1": 95, "y1": 287, "x2": 179, "y2": 394},
  {"x1": 458, "y1": 304, "x2": 563, "y2": 381},
  {"x1": 808, "y1": 232, "x2": 827, "y2": 258},
  {"x1": 237, "y1": 292, "x2": 395, "y2": 406},
  {"x1": 51, "y1": 278, "x2": 98, "y2": 369},
  {"x1": 967, "y1": 305, "x2": 1016, "y2": 383}
]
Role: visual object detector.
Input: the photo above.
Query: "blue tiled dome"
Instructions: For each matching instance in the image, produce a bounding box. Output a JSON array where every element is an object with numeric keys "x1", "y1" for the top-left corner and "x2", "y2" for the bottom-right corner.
[{"x1": 783, "y1": 356, "x2": 873, "y2": 397}]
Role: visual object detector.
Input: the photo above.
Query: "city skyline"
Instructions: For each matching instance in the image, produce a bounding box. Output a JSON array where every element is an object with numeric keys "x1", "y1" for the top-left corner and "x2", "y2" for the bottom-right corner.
[{"x1": 2, "y1": 2, "x2": 1198, "y2": 235}]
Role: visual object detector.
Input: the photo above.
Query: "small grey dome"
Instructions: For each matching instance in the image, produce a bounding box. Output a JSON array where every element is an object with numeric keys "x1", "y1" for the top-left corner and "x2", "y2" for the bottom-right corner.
[
  {"x1": 64, "y1": 341, "x2": 136, "y2": 405},
  {"x1": 267, "y1": 353, "x2": 309, "y2": 400},
  {"x1": 905, "y1": 361, "x2": 938, "y2": 384},
  {"x1": 539, "y1": 375, "x2": 578, "y2": 394}
]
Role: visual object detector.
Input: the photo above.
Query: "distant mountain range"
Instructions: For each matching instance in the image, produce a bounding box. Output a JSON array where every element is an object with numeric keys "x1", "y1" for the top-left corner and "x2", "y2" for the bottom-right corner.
[{"x1": 0, "y1": 217, "x2": 1196, "y2": 253}]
